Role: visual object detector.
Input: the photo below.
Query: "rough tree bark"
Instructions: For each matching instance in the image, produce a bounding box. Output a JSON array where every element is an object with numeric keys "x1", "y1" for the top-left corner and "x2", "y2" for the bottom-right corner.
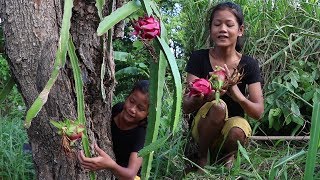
[{"x1": 1, "y1": 0, "x2": 116, "y2": 179}]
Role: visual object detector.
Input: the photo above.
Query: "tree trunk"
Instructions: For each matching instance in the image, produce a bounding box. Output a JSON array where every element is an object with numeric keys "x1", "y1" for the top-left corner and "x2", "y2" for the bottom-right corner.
[{"x1": 1, "y1": 0, "x2": 116, "y2": 179}]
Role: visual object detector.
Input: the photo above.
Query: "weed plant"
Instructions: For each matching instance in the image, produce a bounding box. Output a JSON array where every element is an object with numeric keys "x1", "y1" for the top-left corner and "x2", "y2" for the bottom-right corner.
[
  {"x1": 0, "y1": 117, "x2": 35, "y2": 179},
  {"x1": 183, "y1": 140, "x2": 320, "y2": 179},
  {"x1": 0, "y1": 55, "x2": 25, "y2": 119}
]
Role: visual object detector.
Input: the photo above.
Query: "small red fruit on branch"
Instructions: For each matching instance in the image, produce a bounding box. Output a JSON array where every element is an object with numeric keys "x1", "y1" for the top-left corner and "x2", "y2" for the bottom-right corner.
[
  {"x1": 133, "y1": 15, "x2": 160, "y2": 40},
  {"x1": 68, "y1": 132, "x2": 83, "y2": 141},
  {"x1": 50, "y1": 119, "x2": 85, "y2": 153}
]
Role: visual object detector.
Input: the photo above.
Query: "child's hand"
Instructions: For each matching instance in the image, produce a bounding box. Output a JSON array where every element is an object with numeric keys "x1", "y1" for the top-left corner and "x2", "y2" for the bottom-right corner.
[{"x1": 78, "y1": 143, "x2": 116, "y2": 171}]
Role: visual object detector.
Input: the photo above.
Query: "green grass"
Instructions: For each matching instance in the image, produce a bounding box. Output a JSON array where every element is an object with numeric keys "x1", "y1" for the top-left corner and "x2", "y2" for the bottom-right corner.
[
  {"x1": 0, "y1": 116, "x2": 35, "y2": 179},
  {"x1": 1, "y1": 113, "x2": 319, "y2": 179},
  {"x1": 153, "y1": 138, "x2": 320, "y2": 179}
]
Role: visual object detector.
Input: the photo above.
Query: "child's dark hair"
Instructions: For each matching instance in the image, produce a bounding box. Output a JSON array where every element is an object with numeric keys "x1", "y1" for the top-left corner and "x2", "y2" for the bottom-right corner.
[
  {"x1": 209, "y1": 2, "x2": 245, "y2": 52},
  {"x1": 130, "y1": 80, "x2": 149, "y2": 95}
]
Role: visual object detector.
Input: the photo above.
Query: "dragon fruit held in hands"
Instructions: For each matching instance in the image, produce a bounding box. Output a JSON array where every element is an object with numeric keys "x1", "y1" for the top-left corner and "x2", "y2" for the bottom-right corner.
[
  {"x1": 209, "y1": 65, "x2": 244, "y2": 103},
  {"x1": 209, "y1": 66, "x2": 228, "y2": 102},
  {"x1": 188, "y1": 78, "x2": 212, "y2": 97}
]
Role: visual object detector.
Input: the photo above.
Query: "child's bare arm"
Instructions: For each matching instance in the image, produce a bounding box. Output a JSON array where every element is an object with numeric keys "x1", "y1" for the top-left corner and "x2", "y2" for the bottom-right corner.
[{"x1": 78, "y1": 144, "x2": 142, "y2": 180}]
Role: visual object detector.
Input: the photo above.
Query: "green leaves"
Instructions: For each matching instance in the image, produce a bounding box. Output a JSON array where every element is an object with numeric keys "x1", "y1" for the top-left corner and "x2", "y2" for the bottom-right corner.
[
  {"x1": 238, "y1": 141, "x2": 263, "y2": 180},
  {"x1": 156, "y1": 36, "x2": 182, "y2": 132},
  {"x1": 269, "y1": 150, "x2": 306, "y2": 180},
  {"x1": 138, "y1": 135, "x2": 170, "y2": 157},
  {"x1": 274, "y1": 150, "x2": 306, "y2": 169},
  {"x1": 97, "y1": 0, "x2": 141, "y2": 36},
  {"x1": 24, "y1": 0, "x2": 73, "y2": 128},
  {"x1": 50, "y1": 119, "x2": 66, "y2": 130},
  {"x1": 264, "y1": 59, "x2": 318, "y2": 134},
  {"x1": 141, "y1": 47, "x2": 167, "y2": 180},
  {"x1": 50, "y1": 118, "x2": 84, "y2": 136},
  {"x1": 268, "y1": 108, "x2": 281, "y2": 129},
  {"x1": 23, "y1": 0, "x2": 95, "y2": 178},
  {"x1": 68, "y1": 38, "x2": 85, "y2": 125},
  {"x1": 0, "y1": 76, "x2": 15, "y2": 104}
]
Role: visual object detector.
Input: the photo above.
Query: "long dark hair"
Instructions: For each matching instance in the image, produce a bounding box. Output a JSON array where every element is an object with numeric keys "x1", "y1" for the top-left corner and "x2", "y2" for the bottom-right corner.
[
  {"x1": 209, "y1": 2, "x2": 245, "y2": 52},
  {"x1": 129, "y1": 80, "x2": 149, "y2": 95}
]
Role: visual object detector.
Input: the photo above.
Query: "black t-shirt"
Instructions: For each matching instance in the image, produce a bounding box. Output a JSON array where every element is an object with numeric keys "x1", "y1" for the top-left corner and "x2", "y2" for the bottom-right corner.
[
  {"x1": 185, "y1": 49, "x2": 262, "y2": 117},
  {"x1": 111, "y1": 102, "x2": 146, "y2": 169}
]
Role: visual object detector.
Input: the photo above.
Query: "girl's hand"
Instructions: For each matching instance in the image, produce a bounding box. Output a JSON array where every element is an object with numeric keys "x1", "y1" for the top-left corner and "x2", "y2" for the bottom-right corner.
[
  {"x1": 220, "y1": 64, "x2": 244, "y2": 102},
  {"x1": 223, "y1": 64, "x2": 245, "y2": 102},
  {"x1": 226, "y1": 85, "x2": 245, "y2": 102},
  {"x1": 78, "y1": 143, "x2": 116, "y2": 171}
]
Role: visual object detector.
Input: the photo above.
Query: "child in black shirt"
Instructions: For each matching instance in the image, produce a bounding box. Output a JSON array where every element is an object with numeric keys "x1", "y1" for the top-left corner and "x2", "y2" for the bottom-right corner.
[{"x1": 78, "y1": 80, "x2": 149, "y2": 180}]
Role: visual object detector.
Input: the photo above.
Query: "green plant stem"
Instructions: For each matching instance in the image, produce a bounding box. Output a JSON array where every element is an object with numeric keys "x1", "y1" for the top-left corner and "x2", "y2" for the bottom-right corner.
[
  {"x1": 261, "y1": 36, "x2": 303, "y2": 66},
  {"x1": 95, "y1": 0, "x2": 106, "y2": 20},
  {"x1": 24, "y1": 0, "x2": 73, "y2": 128},
  {"x1": 100, "y1": 0, "x2": 114, "y2": 103},
  {"x1": 156, "y1": 36, "x2": 182, "y2": 133},
  {"x1": 274, "y1": 82, "x2": 313, "y2": 108},
  {"x1": 97, "y1": 0, "x2": 141, "y2": 36},
  {"x1": 215, "y1": 91, "x2": 220, "y2": 103},
  {"x1": 68, "y1": 38, "x2": 95, "y2": 180},
  {"x1": 141, "y1": 49, "x2": 167, "y2": 180}
]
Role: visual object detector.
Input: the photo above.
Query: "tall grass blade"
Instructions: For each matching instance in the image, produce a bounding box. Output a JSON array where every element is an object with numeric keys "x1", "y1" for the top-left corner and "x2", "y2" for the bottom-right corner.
[
  {"x1": 138, "y1": 135, "x2": 170, "y2": 157},
  {"x1": 304, "y1": 91, "x2": 320, "y2": 180},
  {"x1": 238, "y1": 141, "x2": 263, "y2": 180},
  {"x1": 156, "y1": 36, "x2": 182, "y2": 133},
  {"x1": 0, "y1": 117, "x2": 35, "y2": 179},
  {"x1": 275, "y1": 150, "x2": 306, "y2": 168},
  {"x1": 67, "y1": 38, "x2": 95, "y2": 180},
  {"x1": 24, "y1": 0, "x2": 73, "y2": 128},
  {"x1": 269, "y1": 161, "x2": 278, "y2": 180},
  {"x1": 0, "y1": 76, "x2": 15, "y2": 103},
  {"x1": 268, "y1": 150, "x2": 306, "y2": 180},
  {"x1": 97, "y1": 0, "x2": 141, "y2": 36},
  {"x1": 261, "y1": 36, "x2": 303, "y2": 67},
  {"x1": 182, "y1": 157, "x2": 214, "y2": 178}
]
